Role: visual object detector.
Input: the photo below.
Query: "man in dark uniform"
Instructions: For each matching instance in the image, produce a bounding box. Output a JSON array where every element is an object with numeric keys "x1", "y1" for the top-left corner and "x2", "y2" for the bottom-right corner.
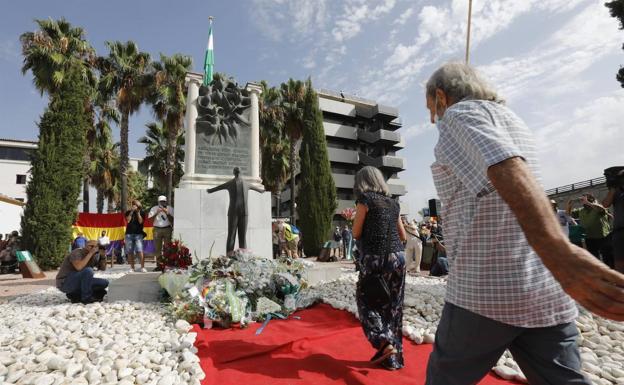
[{"x1": 207, "y1": 167, "x2": 264, "y2": 255}]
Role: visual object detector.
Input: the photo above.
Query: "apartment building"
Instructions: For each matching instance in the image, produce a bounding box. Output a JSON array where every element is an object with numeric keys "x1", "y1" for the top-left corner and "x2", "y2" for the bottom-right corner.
[{"x1": 277, "y1": 89, "x2": 408, "y2": 222}]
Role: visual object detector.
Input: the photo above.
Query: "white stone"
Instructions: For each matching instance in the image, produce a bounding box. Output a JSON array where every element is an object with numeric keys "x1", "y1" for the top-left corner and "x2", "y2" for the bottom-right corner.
[
  {"x1": 34, "y1": 374, "x2": 56, "y2": 385},
  {"x1": 175, "y1": 320, "x2": 192, "y2": 333},
  {"x1": 46, "y1": 356, "x2": 68, "y2": 371},
  {"x1": 157, "y1": 373, "x2": 176, "y2": 385},
  {"x1": 65, "y1": 362, "x2": 83, "y2": 377},
  {"x1": 493, "y1": 365, "x2": 517, "y2": 380}
]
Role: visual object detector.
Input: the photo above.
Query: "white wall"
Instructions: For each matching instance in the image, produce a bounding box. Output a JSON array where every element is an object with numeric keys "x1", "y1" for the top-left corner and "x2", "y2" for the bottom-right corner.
[
  {"x1": 0, "y1": 160, "x2": 30, "y2": 202},
  {"x1": 0, "y1": 200, "x2": 24, "y2": 236}
]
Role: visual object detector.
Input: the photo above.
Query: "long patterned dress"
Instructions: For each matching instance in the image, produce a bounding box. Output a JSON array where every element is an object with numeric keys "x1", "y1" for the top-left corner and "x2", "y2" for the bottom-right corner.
[{"x1": 355, "y1": 191, "x2": 406, "y2": 369}]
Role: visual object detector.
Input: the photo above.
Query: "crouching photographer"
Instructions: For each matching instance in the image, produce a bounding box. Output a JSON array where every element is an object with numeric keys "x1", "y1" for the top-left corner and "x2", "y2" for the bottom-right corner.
[
  {"x1": 602, "y1": 166, "x2": 624, "y2": 273},
  {"x1": 56, "y1": 240, "x2": 109, "y2": 304}
]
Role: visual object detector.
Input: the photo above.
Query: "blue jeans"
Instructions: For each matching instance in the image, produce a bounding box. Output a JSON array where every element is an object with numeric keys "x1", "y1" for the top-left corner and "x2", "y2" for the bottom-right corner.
[
  {"x1": 125, "y1": 234, "x2": 144, "y2": 255},
  {"x1": 61, "y1": 267, "x2": 109, "y2": 301}
]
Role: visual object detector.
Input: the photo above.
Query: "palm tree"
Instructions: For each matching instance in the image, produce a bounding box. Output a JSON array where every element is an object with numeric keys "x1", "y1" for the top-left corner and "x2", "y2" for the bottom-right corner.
[
  {"x1": 20, "y1": 18, "x2": 95, "y2": 96},
  {"x1": 259, "y1": 81, "x2": 290, "y2": 216},
  {"x1": 20, "y1": 18, "x2": 97, "y2": 212},
  {"x1": 90, "y1": 136, "x2": 120, "y2": 213},
  {"x1": 280, "y1": 79, "x2": 306, "y2": 225},
  {"x1": 98, "y1": 41, "x2": 151, "y2": 213},
  {"x1": 150, "y1": 53, "x2": 192, "y2": 201},
  {"x1": 138, "y1": 121, "x2": 185, "y2": 192}
]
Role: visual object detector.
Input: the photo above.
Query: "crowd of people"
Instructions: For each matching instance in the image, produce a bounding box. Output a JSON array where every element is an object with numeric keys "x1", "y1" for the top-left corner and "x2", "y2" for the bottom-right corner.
[
  {"x1": 272, "y1": 220, "x2": 303, "y2": 258},
  {"x1": 59, "y1": 195, "x2": 175, "y2": 304}
]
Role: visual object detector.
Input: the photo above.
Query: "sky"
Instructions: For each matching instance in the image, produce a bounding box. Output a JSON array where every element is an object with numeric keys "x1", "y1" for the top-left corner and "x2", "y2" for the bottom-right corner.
[{"x1": 1, "y1": 0, "x2": 624, "y2": 216}]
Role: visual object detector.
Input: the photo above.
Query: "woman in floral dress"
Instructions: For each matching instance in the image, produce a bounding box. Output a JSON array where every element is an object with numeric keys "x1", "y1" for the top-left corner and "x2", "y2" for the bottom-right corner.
[{"x1": 352, "y1": 166, "x2": 407, "y2": 370}]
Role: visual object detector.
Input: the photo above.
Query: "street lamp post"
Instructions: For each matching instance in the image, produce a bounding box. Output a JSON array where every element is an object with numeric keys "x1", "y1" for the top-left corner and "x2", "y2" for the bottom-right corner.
[{"x1": 465, "y1": 0, "x2": 473, "y2": 64}]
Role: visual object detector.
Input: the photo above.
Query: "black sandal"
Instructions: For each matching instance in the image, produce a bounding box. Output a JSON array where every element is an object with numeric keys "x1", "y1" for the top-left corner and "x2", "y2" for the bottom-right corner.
[{"x1": 370, "y1": 343, "x2": 397, "y2": 365}]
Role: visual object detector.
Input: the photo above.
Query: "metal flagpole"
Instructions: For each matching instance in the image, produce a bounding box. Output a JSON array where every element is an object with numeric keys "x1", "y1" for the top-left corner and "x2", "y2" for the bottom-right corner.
[{"x1": 465, "y1": 0, "x2": 473, "y2": 63}]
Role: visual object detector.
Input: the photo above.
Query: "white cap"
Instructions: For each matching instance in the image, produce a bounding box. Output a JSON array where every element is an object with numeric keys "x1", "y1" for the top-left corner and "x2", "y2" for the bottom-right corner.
[{"x1": 158, "y1": 195, "x2": 167, "y2": 202}]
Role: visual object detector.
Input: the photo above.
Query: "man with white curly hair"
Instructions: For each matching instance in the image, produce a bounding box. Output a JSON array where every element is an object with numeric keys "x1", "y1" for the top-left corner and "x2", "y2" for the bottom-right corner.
[{"x1": 424, "y1": 62, "x2": 624, "y2": 385}]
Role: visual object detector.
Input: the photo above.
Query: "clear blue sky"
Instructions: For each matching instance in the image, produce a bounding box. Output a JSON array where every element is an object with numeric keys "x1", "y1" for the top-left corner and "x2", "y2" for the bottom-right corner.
[{"x1": 1, "y1": 0, "x2": 624, "y2": 216}]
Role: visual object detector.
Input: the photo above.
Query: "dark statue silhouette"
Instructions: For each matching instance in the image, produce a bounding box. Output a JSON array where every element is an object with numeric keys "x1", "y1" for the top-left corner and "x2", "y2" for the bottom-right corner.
[{"x1": 207, "y1": 167, "x2": 264, "y2": 255}]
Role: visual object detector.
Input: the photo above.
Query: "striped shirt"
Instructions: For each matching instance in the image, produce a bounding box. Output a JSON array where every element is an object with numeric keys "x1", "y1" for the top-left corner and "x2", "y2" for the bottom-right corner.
[{"x1": 431, "y1": 100, "x2": 577, "y2": 328}]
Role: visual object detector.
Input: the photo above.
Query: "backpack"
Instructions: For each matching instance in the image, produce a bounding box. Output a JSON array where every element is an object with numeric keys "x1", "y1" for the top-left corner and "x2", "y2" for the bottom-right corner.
[
  {"x1": 290, "y1": 225, "x2": 300, "y2": 235},
  {"x1": 283, "y1": 224, "x2": 295, "y2": 241}
]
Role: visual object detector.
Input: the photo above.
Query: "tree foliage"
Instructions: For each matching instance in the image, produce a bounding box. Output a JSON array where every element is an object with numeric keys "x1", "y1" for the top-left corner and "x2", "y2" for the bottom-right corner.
[
  {"x1": 297, "y1": 79, "x2": 337, "y2": 256},
  {"x1": 20, "y1": 18, "x2": 96, "y2": 96},
  {"x1": 98, "y1": 40, "x2": 151, "y2": 212},
  {"x1": 138, "y1": 121, "x2": 184, "y2": 192},
  {"x1": 21, "y1": 70, "x2": 89, "y2": 270},
  {"x1": 259, "y1": 81, "x2": 290, "y2": 215},
  {"x1": 606, "y1": 0, "x2": 624, "y2": 87},
  {"x1": 149, "y1": 53, "x2": 192, "y2": 201}
]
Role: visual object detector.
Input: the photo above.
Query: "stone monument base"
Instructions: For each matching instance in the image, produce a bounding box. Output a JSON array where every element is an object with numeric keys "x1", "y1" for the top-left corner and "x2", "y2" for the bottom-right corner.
[{"x1": 173, "y1": 188, "x2": 273, "y2": 259}]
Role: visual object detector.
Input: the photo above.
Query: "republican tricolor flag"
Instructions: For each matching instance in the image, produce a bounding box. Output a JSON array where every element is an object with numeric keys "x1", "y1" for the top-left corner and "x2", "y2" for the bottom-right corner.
[{"x1": 203, "y1": 21, "x2": 214, "y2": 86}]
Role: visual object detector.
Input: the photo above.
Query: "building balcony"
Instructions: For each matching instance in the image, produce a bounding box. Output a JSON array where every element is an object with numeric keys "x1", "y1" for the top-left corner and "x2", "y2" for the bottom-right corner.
[
  {"x1": 358, "y1": 152, "x2": 405, "y2": 172},
  {"x1": 387, "y1": 179, "x2": 407, "y2": 196},
  {"x1": 327, "y1": 148, "x2": 359, "y2": 165},
  {"x1": 357, "y1": 129, "x2": 401, "y2": 145},
  {"x1": 388, "y1": 118, "x2": 402, "y2": 130},
  {"x1": 373, "y1": 104, "x2": 399, "y2": 120},
  {"x1": 323, "y1": 122, "x2": 358, "y2": 140},
  {"x1": 332, "y1": 173, "x2": 355, "y2": 189},
  {"x1": 318, "y1": 97, "x2": 356, "y2": 117}
]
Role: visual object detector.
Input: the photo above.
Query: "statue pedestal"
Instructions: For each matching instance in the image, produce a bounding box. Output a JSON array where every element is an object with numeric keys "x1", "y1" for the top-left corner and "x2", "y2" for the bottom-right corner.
[{"x1": 173, "y1": 188, "x2": 273, "y2": 259}]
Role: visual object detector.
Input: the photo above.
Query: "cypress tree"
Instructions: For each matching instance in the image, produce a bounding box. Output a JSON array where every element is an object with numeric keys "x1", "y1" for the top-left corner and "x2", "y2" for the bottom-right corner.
[
  {"x1": 297, "y1": 79, "x2": 337, "y2": 256},
  {"x1": 21, "y1": 70, "x2": 89, "y2": 269}
]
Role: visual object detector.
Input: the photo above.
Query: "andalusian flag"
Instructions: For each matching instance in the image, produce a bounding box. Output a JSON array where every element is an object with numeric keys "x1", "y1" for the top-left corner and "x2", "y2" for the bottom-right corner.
[{"x1": 203, "y1": 21, "x2": 214, "y2": 86}]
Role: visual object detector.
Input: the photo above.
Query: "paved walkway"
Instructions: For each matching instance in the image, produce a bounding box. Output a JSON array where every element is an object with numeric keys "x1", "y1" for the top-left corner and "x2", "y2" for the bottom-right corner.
[{"x1": 0, "y1": 263, "x2": 157, "y2": 303}]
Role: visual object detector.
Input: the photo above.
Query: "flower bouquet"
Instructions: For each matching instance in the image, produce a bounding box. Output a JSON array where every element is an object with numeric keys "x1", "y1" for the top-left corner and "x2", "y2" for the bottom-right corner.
[
  {"x1": 159, "y1": 239, "x2": 193, "y2": 271},
  {"x1": 341, "y1": 207, "x2": 357, "y2": 226}
]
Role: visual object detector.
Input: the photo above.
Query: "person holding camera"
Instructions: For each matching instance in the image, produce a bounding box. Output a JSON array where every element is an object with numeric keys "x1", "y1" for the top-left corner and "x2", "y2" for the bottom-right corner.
[
  {"x1": 56, "y1": 239, "x2": 109, "y2": 304},
  {"x1": 567, "y1": 194, "x2": 612, "y2": 266},
  {"x1": 149, "y1": 195, "x2": 174, "y2": 264},
  {"x1": 602, "y1": 167, "x2": 624, "y2": 273},
  {"x1": 125, "y1": 199, "x2": 146, "y2": 273}
]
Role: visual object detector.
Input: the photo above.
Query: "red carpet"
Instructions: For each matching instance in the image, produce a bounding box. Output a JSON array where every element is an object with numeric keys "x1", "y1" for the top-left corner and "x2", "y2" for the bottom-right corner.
[{"x1": 193, "y1": 304, "x2": 519, "y2": 385}]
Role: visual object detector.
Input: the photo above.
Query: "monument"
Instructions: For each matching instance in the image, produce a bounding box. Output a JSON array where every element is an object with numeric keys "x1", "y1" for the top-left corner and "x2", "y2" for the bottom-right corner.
[{"x1": 174, "y1": 72, "x2": 272, "y2": 258}]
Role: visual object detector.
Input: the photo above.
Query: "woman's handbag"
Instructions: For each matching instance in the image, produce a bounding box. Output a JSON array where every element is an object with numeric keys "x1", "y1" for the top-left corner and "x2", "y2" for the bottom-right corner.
[{"x1": 359, "y1": 215, "x2": 394, "y2": 307}]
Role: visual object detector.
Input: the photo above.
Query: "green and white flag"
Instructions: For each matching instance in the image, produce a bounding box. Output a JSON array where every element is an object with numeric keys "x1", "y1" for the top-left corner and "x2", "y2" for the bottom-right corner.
[{"x1": 203, "y1": 23, "x2": 214, "y2": 86}]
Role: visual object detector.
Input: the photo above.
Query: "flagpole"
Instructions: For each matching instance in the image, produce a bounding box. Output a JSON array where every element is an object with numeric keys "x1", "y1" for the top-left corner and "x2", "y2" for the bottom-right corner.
[
  {"x1": 465, "y1": 0, "x2": 473, "y2": 64},
  {"x1": 204, "y1": 16, "x2": 215, "y2": 86}
]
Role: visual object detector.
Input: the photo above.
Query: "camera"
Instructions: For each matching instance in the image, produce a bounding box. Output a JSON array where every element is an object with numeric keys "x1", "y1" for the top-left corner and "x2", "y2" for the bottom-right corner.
[{"x1": 604, "y1": 166, "x2": 624, "y2": 189}]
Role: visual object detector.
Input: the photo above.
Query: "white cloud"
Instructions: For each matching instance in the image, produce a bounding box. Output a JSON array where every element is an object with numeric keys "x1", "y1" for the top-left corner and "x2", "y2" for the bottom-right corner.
[
  {"x1": 402, "y1": 123, "x2": 434, "y2": 140},
  {"x1": 250, "y1": 0, "x2": 328, "y2": 41},
  {"x1": 394, "y1": 6, "x2": 415, "y2": 25},
  {"x1": 536, "y1": 89, "x2": 624, "y2": 189},
  {"x1": 479, "y1": 2, "x2": 621, "y2": 102},
  {"x1": 332, "y1": 0, "x2": 397, "y2": 42}
]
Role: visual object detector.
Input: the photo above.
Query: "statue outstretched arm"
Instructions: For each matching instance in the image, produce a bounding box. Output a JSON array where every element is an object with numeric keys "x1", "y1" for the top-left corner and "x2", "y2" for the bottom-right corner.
[
  {"x1": 249, "y1": 184, "x2": 265, "y2": 193},
  {"x1": 207, "y1": 181, "x2": 229, "y2": 194}
]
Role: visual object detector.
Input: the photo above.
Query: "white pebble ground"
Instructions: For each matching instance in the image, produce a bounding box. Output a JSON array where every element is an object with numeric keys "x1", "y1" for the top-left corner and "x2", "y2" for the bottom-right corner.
[
  {"x1": 311, "y1": 273, "x2": 624, "y2": 385},
  {"x1": 1, "y1": 270, "x2": 623, "y2": 384},
  {"x1": 0, "y1": 271, "x2": 205, "y2": 385}
]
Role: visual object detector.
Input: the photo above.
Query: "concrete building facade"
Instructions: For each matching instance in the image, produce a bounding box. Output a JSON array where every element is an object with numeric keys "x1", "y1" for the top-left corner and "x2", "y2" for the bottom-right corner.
[
  {"x1": 277, "y1": 89, "x2": 408, "y2": 222},
  {"x1": 0, "y1": 139, "x2": 37, "y2": 203}
]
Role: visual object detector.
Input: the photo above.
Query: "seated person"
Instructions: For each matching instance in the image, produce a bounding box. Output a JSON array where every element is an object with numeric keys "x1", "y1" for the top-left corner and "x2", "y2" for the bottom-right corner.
[
  {"x1": 0, "y1": 231, "x2": 20, "y2": 272},
  {"x1": 72, "y1": 232, "x2": 87, "y2": 250},
  {"x1": 56, "y1": 240, "x2": 109, "y2": 304},
  {"x1": 430, "y1": 234, "x2": 449, "y2": 277}
]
